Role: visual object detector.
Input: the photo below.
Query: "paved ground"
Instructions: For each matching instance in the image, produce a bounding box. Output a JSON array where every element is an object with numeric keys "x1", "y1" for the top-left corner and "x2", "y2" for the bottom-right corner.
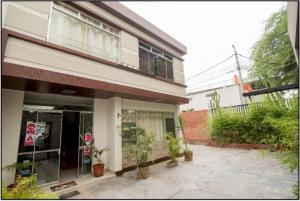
[{"x1": 60, "y1": 145, "x2": 298, "y2": 199}]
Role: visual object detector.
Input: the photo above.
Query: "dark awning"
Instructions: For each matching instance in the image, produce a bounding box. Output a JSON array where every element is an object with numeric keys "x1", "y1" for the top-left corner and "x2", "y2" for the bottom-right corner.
[{"x1": 243, "y1": 83, "x2": 299, "y2": 97}]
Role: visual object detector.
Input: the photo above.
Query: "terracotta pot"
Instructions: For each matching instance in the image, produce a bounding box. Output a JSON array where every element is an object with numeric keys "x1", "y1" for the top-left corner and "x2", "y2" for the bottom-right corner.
[
  {"x1": 93, "y1": 163, "x2": 104, "y2": 177},
  {"x1": 184, "y1": 150, "x2": 193, "y2": 161},
  {"x1": 137, "y1": 166, "x2": 149, "y2": 179}
]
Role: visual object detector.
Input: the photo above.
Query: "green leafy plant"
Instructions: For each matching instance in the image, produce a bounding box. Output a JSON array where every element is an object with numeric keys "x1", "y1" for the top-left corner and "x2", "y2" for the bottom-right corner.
[
  {"x1": 5, "y1": 161, "x2": 36, "y2": 176},
  {"x1": 176, "y1": 116, "x2": 188, "y2": 152},
  {"x1": 292, "y1": 184, "x2": 299, "y2": 197},
  {"x1": 131, "y1": 127, "x2": 155, "y2": 167},
  {"x1": 2, "y1": 175, "x2": 58, "y2": 199},
  {"x1": 249, "y1": 6, "x2": 298, "y2": 88},
  {"x1": 166, "y1": 133, "x2": 181, "y2": 162},
  {"x1": 210, "y1": 95, "x2": 298, "y2": 196},
  {"x1": 91, "y1": 145, "x2": 110, "y2": 164}
]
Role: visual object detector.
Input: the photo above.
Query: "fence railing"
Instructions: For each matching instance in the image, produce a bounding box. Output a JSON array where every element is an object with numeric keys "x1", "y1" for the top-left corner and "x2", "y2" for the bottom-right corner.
[{"x1": 210, "y1": 99, "x2": 295, "y2": 116}]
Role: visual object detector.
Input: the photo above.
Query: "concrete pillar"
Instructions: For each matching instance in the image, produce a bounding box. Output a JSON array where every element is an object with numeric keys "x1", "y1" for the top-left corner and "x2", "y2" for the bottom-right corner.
[
  {"x1": 2, "y1": 89, "x2": 24, "y2": 186},
  {"x1": 93, "y1": 98, "x2": 109, "y2": 167},
  {"x1": 107, "y1": 97, "x2": 122, "y2": 172}
]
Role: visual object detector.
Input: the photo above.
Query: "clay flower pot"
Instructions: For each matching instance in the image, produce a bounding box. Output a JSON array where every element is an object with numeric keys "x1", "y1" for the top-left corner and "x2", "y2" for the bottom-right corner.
[
  {"x1": 137, "y1": 166, "x2": 149, "y2": 179},
  {"x1": 93, "y1": 163, "x2": 104, "y2": 177},
  {"x1": 184, "y1": 150, "x2": 193, "y2": 161}
]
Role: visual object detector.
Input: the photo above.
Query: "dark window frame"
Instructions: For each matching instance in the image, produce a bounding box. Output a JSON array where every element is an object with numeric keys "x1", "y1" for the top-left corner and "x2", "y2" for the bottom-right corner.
[{"x1": 138, "y1": 42, "x2": 174, "y2": 81}]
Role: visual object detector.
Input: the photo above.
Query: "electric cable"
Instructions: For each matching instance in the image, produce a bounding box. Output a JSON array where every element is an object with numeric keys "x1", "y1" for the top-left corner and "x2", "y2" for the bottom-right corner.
[
  {"x1": 187, "y1": 68, "x2": 236, "y2": 88},
  {"x1": 185, "y1": 55, "x2": 234, "y2": 81},
  {"x1": 188, "y1": 79, "x2": 233, "y2": 92},
  {"x1": 237, "y1": 54, "x2": 282, "y2": 65}
]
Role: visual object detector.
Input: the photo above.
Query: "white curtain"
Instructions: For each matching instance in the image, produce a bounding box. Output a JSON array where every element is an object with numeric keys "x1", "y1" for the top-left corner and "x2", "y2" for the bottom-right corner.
[
  {"x1": 136, "y1": 111, "x2": 166, "y2": 142},
  {"x1": 49, "y1": 8, "x2": 119, "y2": 61}
]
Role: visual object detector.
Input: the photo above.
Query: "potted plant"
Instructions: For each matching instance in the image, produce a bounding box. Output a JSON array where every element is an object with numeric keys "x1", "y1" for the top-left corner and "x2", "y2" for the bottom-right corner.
[
  {"x1": 132, "y1": 127, "x2": 155, "y2": 179},
  {"x1": 178, "y1": 116, "x2": 193, "y2": 161},
  {"x1": 166, "y1": 133, "x2": 181, "y2": 168},
  {"x1": 91, "y1": 145, "x2": 110, "y2": 177}
]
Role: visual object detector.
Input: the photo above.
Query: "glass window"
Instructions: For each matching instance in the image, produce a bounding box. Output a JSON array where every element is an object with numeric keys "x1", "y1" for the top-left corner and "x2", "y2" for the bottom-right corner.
[
  {"x1": 49, "y1": 3, "x2": 120, "y2": 62},
  {"x1": 165, "y1": 118, "x2": 175, "y2": 137},
  {"x1": 138, "y1": 42, "x2": 173, "y2": 80}
]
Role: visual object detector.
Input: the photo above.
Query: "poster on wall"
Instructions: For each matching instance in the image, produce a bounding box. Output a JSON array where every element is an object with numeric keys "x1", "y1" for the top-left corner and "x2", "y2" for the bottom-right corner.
[
  {"x1": 36, "y1": 122, "x2": 46, "y2": 139},
  {"x1": 84, "y1": 133, "x2": 92, "y2": 145},
  {"x1": 83, "y1": 146, "x2": 91, "y2": 156},
  {"x1": 24, "y1": 122, "x2": 36, "y2": 146}
]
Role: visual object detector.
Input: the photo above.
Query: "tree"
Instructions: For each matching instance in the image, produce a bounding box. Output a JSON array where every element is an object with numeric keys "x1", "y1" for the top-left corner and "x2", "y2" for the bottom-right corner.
[{"x1": 249, "y1": 7, "x2": 298, "y2": 88}]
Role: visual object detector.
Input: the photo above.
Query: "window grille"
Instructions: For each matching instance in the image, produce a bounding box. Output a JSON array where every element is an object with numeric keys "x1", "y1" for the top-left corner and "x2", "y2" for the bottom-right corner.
[{"x1": 138, "y1": 42, "x2": 174, "y2": 80}]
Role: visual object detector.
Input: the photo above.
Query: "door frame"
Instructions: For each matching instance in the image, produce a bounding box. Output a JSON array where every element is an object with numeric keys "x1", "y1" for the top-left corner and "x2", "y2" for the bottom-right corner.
[
  {"x1": 20, "y1": 107, "x2": 93, "y2": 186},
  {"x1": 78, "y1": 111, "x2": 94, "y2": 177},
  {"x1": 18, "y1": 109, "x2": 63, "y2": 187}
]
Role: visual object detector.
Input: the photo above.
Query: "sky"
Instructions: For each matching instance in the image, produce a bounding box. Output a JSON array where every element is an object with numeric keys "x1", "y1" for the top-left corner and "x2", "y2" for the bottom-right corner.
[{"x1": 121, "y1": 1, "x2": 286, "y2": 92}]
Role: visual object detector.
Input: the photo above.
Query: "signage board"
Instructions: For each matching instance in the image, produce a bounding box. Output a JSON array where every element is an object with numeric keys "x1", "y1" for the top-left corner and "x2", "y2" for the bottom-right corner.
[
  {"x1": 84, "y1": 133, "x2": 92, "y2": 145},
  {"x1": 83, "y1": 146, "x2": 91, "y2": 156},
  {"x1": 24, "y1": 122, "x2": 36, "y2": 146}
]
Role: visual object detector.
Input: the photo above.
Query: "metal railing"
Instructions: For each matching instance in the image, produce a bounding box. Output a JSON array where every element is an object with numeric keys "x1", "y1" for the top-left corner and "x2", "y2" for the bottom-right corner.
[{"x1": 210, "y1": 98, "x2": 296, "y2": 116}]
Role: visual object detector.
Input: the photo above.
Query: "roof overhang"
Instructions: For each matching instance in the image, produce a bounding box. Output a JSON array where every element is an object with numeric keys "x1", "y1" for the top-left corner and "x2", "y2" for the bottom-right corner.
[{"x1": 2, "y1": 62, "x2": 189, "y2": 105}]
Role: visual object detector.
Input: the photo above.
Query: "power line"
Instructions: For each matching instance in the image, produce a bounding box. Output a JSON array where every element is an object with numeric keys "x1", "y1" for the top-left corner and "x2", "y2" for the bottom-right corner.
[
  {"x1": 187, "y1": 68, "x2": 236, "y2": 88},
  {"x1": 185, "y1": 55, "x2": 234, "y2": 81},
  {"x1": 188, "y1": 79, "x2": 233, "y2": 92},
  {"x1": 237, "y1": 54, "x2": 282, "y2": 65}
]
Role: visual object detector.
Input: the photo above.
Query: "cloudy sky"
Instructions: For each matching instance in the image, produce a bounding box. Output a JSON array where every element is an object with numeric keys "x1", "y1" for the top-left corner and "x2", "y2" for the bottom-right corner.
[{"x1": 121, "y1": 1, "x2": 285, "y2": 92}]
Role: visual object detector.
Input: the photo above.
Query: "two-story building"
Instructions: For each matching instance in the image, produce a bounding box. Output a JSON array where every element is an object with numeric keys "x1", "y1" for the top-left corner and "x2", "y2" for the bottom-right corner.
[{"x1": 2, "y1": 1, "x2": 188, "y2": 186}]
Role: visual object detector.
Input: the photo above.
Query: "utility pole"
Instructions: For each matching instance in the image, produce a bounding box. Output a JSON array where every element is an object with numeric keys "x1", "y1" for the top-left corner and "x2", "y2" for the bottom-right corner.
[{"x1": 232, "y1": 45, "x2": 247, "y2": 104}]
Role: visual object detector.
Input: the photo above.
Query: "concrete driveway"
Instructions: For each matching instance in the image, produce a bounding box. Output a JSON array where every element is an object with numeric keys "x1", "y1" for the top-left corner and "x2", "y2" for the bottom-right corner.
[{"x1": 61, "y1": 145, "x2": 298, "y2": 199}]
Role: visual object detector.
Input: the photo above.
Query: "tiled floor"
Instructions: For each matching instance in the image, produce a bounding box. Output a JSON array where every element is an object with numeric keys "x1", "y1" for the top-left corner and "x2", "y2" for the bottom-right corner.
[{"x1": 57, "y1": 145, "x2": 298, "y2": 199}]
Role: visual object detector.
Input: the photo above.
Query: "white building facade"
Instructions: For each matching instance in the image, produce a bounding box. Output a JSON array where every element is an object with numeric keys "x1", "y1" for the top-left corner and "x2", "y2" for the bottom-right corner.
[{"x1": 2, "y1": 1, "x2": 188, "y2": 186}]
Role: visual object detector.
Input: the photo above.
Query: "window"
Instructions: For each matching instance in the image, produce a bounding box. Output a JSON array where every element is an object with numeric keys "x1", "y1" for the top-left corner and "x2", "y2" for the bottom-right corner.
[
  {"x1": 49, "y1": 2, "x2": 120, "y2": 62},
  {"x1": 121, "y1": 110, "x2": 175, "y2": 143},
  {"x1": 165, "y1": 118, "x2": 175, "y2": 136},
  {"x1": 138, "y1": 42, "x2": 174, "y2": 80}
]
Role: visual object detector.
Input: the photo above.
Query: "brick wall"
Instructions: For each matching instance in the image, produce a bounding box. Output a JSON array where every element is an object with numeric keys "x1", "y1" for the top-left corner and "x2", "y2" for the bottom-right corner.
[{"x1": 180, "y1": 110, "x2": 211, "y2": 144}]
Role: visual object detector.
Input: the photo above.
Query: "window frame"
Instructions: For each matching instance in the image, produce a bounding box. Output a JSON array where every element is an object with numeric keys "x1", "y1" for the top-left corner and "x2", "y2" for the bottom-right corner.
[
  {"x1": 52, "y1": 2, "x2": 120, "y2": 38},
  {"x1": 48, "y1": 2, "x2": 121, "y2": 62},
  {"x1": 138, "y1": 42, "x2": 174, "y2": 80}
]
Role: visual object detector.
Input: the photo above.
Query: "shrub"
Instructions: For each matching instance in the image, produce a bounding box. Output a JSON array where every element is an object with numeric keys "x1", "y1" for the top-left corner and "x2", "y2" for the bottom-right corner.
[
  {"x1": 130, "y1": 127, "x2": 155, "y2": 167},
  {"x1": 166, "y1": 133, "x2": 181, "y2": 162},
  {"x1": 211, "y1": 95, "x2": 298, "y2": 174},
  {"x1": 211, "y1": 93, "x2": 298, "y2": 196},
  {"x1": 2, "y1": 175, "x2": 58, "y2": 199}
]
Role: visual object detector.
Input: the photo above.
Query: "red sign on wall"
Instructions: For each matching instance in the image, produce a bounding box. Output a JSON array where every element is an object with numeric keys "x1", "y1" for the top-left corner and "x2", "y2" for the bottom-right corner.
[
  {"x1": 84, "y1": 133, "x2": 92, "y2": 145},
  {"x1": 83, "y1": 146, "x2": 91, "y2": 156},
  {"x1": 24, "y1": 122, "x2": 36, "y2": 146}
]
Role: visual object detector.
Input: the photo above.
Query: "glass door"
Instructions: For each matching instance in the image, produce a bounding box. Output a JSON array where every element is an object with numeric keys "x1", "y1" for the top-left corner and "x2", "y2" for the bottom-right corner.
[
  {"x1": 78, "y1": 112, "x2": 93, "y2": 177},
  {"x1": 34, "y1": 111, "x2": 62, "y2": 185},
  {"x1": 17, "y1": 110, "x2": 62, "y2": 186}
]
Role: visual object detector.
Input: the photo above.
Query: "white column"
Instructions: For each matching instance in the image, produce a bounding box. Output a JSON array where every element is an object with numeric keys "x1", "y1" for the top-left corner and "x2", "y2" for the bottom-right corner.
[
  {"x1": 107, "y1": 97, "x2": 122, "y2": 172},
  {"x1": 2, "y1": 89, "x2": 24, "y2": 186},
  {"x1": 93, "y1": 98, "x2": 109, "y2": 167}
]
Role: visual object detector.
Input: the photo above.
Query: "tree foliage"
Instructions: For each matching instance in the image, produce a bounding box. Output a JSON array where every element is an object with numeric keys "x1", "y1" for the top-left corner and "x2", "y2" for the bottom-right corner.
[{"x1": 249, "y1": 7, "x2": 298, "y2": 88}]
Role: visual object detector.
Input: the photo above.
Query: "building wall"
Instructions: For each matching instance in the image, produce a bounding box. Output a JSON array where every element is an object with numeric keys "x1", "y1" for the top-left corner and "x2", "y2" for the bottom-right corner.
[
  {"x1": 287, "y1": 1, "x2": 299, "y2": 63},
  {"x1": 181, "y1": 85, "x2": 242, "y2": 111},
  {"x1": 2, "y1": 1, "x2": 51, "y2": 40},
  {"x1": 4, "y1": 36, "x2": 186, "y2": 98},
  {"x1": 2, "y1": 1, "x2": 186, "y2": 86},
  {"x1": 121, "y1": 99, "x2": 178, "y2": 168},
  {"x1": 2, "y1": 89, "x2": 24, "y2": 186},
  {"x1": 93, "y1": 98, "x2": 109, "y2": 168}
]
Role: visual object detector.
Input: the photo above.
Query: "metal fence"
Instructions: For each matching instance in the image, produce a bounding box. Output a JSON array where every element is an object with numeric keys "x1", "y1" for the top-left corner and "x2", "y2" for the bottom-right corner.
[{"x1": 210, "y1": 99, "x2": 296, "y2": 116}]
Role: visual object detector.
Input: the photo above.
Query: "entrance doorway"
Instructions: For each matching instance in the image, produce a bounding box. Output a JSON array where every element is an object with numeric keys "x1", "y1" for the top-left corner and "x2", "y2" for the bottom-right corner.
[
  {"x1": 17, "y1": 107, "x2": 93, "y2": 186},
  {"x1": 59, "y1": 112, "x2": 80, "y2": 180}
]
